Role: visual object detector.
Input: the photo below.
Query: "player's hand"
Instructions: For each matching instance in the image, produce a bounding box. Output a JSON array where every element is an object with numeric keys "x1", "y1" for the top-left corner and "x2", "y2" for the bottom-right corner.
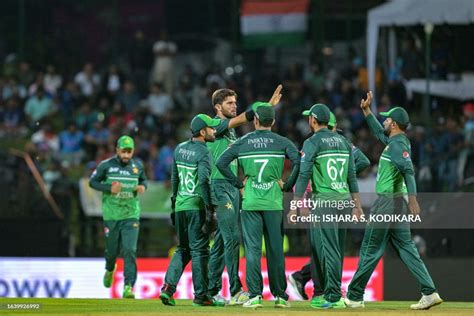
[
  {"x1": 170, "y1": 211, "x2": 176, "y2": 226},
  {"x1": 268, "y1": 84, "x2": 283, "y2": 106},
  {"x1": 287, "y1": 208, "x2": 297, "y2": 225},
  {"x1": 202, "y1": 205, "x2": 217, "y2": 235},
  {"x1": 277, "y1": 179, "x2": 284, "y2": 190},
  {"x1": 352, "y1": 207, "x2": 364, "y2": 221},
  {"x1": 360, "y1": 91, "x2": 373, "y2": 113},
  {"x1": 135, "y1": 185, "x2": 146, "y2": 194},
  {"x1": 299, "y1": 207, "x2": 310, "y2": 217},
  {"x1": 240, "y1": 177, "x2": 248, "y2": 197},
  {"x1": 111, "y1": 181, "x2": 121, "y2": 194},
  {"x1": 170, "y1": 196, "x2": 176, "y2": 211},
  {"x1": 408, "y1": 196, "x2": 420, "y2": 215}
]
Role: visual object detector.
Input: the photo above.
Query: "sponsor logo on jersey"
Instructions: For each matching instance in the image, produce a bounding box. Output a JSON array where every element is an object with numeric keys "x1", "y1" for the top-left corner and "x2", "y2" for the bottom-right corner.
[{"x1": 109, "y1": 167, "x2": 119, "y2": 173}]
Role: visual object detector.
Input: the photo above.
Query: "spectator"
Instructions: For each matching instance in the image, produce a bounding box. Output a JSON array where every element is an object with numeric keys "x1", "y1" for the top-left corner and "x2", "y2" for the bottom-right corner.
[
  {"x1": 75, "y1": 102, "x2": 98, "y2": 132},
  {"x1": 2, "y1": 77, "x2": 27, "y2": 100},
  {"x1": 437, "y1": 117, "x2": 464, "y2": 191},
  {"x1": 144, "y1": 82, "x2": 173, "y2": 118},
  {"x1": 152, "y1": 138, "x2": 175, "y2": 181},
  {"x1": 59, "y1": 122, "x2": 85, "y2": 166},
  {"x1": 84, "y1": 121, "x2": 110, "y2": 158},
  {"x1": 108, "y1": 101, "x2": 135, "y2": 132},
  {"x1": 151, "y1": 30, "x2": 177, "y2": 94},
  {"x1": 101, "y1": 64, "x2": 124, "y2": 97},
  {"x1": 117, "y1": 80, "x2": 140, "y2": 113},
  {"x1": 59, "y1": 81, "x2": 79, "y2": 118},
  {"x1": 17, "y1": 61, "x2": 35, "y2": 87},
  {"x1": 458, "y1": 103, "x2": 474, "y2": 186},
  {"x1": 0, "y1": 96, "x2": 27, "y2": 137},
  {"x1": 44, "y1": 65, "x2": 63, "y2": 96},
  {"x1": 28, "y1": 72, "x2": 45, "y2": 97},
  {"x1": 31, "y1": 122, "x2": 60, "y2": 156},
  {"x1": 24, "y1": 86, "x2": 54, "y2": 125},
  {"x1": 74, "y1": 62, "x2": 100, "y2": 97}
]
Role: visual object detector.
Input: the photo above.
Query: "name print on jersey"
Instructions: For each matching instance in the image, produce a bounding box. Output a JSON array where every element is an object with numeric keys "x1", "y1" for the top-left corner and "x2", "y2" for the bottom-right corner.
[{"x1": 247, "y1": 137, "x2": 275, "y2": 148}]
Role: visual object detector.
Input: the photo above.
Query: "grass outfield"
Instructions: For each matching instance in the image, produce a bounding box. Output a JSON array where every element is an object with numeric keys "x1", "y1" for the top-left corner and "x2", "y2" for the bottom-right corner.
[{"x1": 0, "y1": 298, "x2": 473, "y2": 315}]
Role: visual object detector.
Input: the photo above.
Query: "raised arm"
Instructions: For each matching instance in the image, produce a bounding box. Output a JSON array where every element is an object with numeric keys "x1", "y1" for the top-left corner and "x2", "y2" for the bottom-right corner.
[
  {"x1": 228, "y1": 84, "x2": 283, "y2": 129},
  {"x1": 361, "y1": 91, "x2": 389, "y2": 145}
]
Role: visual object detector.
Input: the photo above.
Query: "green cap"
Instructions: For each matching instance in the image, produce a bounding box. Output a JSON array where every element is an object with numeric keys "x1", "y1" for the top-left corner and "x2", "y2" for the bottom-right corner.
[
  {"x1": 252, "y1": 101, "x2": 275, "y2": 123},
  {"x1": 117, "y1": 135, "x2": 135, "y2": 149},
  {"x1": 380, "y1": 107, "x2": 410, "y2": 126},
  {"x1": 328, "y1": 112, "x2": 337, "y2": 128},
  {"x1": 302, "y1": 103, "x2": 330, "y2": 123},
  {"x1": 190, "y1": 114, "x2": 221, "y2": 134}
]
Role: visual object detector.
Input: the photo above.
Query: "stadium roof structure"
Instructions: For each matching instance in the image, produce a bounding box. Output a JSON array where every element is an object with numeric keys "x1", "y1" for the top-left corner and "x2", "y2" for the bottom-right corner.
[{"x1": 367, "y1": 0, "x2": 474, "y2": 109}]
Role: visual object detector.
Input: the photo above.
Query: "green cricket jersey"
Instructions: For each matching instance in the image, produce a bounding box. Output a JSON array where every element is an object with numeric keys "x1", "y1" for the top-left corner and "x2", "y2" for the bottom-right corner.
[
  {"x1": 171, "y1": 139, "x2": 213, "y2": 211},
  {"x1": 295, "y1": 128, "x2": 358, "y2": 197},
  {"x1": 217, "y1": 129, "x2": 300, "y2": 211},
  {"x1": 89, "y1": 156, "x2": 147, "y2": 221},
  {"x1": 366, "y1": 114, "x2": 416, "y2": 195},
  {"x1": 207, "y1": 117, "x2": 238, "y2": 180}
]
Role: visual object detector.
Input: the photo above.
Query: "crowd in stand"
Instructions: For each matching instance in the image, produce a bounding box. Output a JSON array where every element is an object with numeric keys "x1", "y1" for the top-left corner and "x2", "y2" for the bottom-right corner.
[{"x1": 0, "y1": 33, "x2": 473, "y2": 193}]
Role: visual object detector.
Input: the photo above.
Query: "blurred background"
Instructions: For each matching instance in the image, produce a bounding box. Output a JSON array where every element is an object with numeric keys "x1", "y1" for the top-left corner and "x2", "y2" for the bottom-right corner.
[{"x1": 0, "y1": 0, "x2": 473, "y2": 301}]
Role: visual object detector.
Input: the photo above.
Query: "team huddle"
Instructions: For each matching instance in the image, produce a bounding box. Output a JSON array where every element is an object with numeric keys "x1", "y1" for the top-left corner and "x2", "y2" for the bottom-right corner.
[{"x1": 89, "y1": 86, "x2": 443, "y2": 310}]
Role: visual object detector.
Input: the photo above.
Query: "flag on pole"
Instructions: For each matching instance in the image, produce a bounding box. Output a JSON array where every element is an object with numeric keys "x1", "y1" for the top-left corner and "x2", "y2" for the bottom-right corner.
[{"x1": 241, "y1": 0, "x2": 310, "y2": 48}]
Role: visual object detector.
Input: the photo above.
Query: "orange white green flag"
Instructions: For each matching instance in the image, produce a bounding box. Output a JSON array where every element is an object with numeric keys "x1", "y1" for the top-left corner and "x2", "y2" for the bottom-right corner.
[{"x1": 241, "y1": 0, "x2": 310, "y2": 48}]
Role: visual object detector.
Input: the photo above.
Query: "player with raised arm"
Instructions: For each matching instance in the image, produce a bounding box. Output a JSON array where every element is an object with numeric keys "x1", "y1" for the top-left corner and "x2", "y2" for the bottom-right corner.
[
  {"x1": 345, "y1": 92, "x2": 443, "y2": 310},
  {"x1": 207, "y1": 85, "x2": 282, "y2": 305}
]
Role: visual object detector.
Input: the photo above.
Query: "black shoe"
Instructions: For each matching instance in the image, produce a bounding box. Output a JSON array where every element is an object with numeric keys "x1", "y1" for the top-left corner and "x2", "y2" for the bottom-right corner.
[
  {"x1": 288, "y1": 273, "x2": 308, "y2": 300},
  {"x1": 192, "y1": 297, "x2": 214, "y2": 306}
]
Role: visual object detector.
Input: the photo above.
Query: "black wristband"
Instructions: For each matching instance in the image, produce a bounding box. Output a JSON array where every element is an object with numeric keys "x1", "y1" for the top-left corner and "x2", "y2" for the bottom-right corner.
[{"x1": 245, "y1": 110, "x2": 255, "y2": 121}]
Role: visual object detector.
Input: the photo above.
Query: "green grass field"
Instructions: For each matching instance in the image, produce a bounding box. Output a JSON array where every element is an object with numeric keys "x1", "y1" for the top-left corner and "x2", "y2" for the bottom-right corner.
[{"x1": 0, "y1": 298, "x2": 473, "y2": 316}]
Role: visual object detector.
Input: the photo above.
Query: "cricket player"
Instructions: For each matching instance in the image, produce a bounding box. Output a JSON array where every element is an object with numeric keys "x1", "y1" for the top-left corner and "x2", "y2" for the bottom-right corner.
[
  {"x1": 207, "y1": 86, "x2": 282, "y2": 305},
  {"x1": 289, "y1": 111, "x2": 371, "y2": 302},
  {"x1": 294, "y1": 104, "x2": 363, "y2": 309},
  {"x1": 345, "y1": 92, "x2": 443, "y2": 310},
  {"x1": 89, "y1": 135, "x2": 147, "y2": 299},
  {"x1": 160, "y1": 114, "x2": 221, "y2": 307},
  {"x1": 217, "y1": 102, "x2": 300, "y2": 309}
]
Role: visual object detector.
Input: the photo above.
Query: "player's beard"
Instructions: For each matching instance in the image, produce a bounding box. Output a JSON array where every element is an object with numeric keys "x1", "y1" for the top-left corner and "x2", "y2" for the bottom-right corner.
[
  {"x1": 383, "y1": 123, "x2": 391, "y2": 136},
  {"x1": 119, "y1": 158, "x2": 130, "y2": 164},
  {"x1": 204, "y1": 129, "x2": 216, "y2": 142},
  {"x1": 118, "y1": 155, "x2": 131, "y2": 164},
  {"x1": 222, "y1": 107, "x2": 236, "y2": 119}
]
